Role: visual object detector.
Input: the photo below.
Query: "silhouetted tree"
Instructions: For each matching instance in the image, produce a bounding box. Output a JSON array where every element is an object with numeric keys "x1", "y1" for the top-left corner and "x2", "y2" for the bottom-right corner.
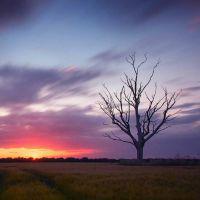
[{"x1": 99, "y1": 53, "x2": 180, "y2": 160}]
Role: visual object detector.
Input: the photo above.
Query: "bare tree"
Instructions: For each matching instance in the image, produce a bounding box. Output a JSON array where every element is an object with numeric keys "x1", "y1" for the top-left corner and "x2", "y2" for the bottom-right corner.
[{"x1": 99, "y1": 53, "x2": 180, "y2": 160}]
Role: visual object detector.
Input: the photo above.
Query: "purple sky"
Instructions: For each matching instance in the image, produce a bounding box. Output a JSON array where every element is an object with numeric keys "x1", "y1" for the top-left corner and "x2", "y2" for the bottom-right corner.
[{"x1": 0, "y1": 0, "x2": 199, "y2": 158}]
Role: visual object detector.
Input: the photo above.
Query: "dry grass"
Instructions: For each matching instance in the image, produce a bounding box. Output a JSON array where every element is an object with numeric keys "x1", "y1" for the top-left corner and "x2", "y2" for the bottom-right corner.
[{"x1": 0, "y1": 163, "x2": 199, "y2": 200}]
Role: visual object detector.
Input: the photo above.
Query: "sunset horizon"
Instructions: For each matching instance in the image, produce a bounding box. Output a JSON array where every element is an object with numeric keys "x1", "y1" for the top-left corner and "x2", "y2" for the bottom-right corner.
[{"x1": 0, "y1": 147, "x2": 98, "y2": 159}]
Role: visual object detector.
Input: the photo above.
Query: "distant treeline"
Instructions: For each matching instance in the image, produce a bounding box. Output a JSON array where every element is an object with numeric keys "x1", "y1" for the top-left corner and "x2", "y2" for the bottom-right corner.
[
  {"x1": 0, "y1": 157, "x2": 118, "y2": 163},
  {"x1": 0, "y1": 157, "x2": 200, "y2": 165}
]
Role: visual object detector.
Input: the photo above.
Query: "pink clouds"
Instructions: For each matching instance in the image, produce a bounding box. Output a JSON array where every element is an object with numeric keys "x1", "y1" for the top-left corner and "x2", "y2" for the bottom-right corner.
[
  {"x1": 0, "y1": 100, "x2": 199, "y2": 158},
  {"x1": 0, "y1": 105, "x2": 109, "y2": 158}
]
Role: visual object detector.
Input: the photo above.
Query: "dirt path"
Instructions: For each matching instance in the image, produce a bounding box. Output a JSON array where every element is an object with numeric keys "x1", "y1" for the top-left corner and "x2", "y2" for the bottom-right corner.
[
  {"x1": 21, "y1": 168, "x2": 85, "y2": 200},
  {"x1": 0, "y1": 171, "x2": 5, "y2": 195},
  {"x1": 22, "y1": 169, "x2": 56, "y2": 188}
]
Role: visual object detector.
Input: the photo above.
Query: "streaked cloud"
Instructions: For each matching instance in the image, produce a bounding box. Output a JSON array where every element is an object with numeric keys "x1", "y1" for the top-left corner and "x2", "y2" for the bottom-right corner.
[
  {"x1": 174, "y1": 102, "x2": 200, "y2": 109},
  {"x1": 0, "y1": 65, "x2": 104, "y2": 110},
  {"x1": 90, "y1": 49, "x2": 128, "y2": 65}
]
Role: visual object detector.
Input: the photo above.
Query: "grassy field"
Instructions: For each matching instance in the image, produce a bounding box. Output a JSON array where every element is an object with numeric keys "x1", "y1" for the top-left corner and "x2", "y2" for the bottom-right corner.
[{"x1": 0, "y1": 162, "x2": 199, "y2": 200}]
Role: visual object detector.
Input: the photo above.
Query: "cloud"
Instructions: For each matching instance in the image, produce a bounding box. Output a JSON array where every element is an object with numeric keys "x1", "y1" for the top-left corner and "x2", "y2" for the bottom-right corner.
[
  {"x1": 90, "y1": 49, "x2": 127, "y2": 65},
  {"x1": 1, "y1": 0, "x2": 199, "y2": 32},
  {"x1": 172, "y1": 107, "x2": 200, "y2": 125},
  {"x1": 179, "y1": 85, "x2": 200, "y2": 97},
  {"x1": 184, "y1": 85, "x2": 200, "y2": 92},
  {"x1": 138, "y1": 0, "x2": 200, "y2": 23},
  {"x1": 174, "y1": 102, "x2": 200, "y2": 109},
  {"x1": 181, "y1": 108, "x2": 200, "y2": 115},
  {"x1": 145, "y1": 127, "x2": 200, "y2": 158},
  {"x1": 174, "y1": 114, "x2": 200, "y2": 125},
  {"x1": 0, "y1": 92, "x2": 199, "y2": 158},
  {"x1": 165, "y1": 76, "x2": 185, "y2": 85},
  {"x1": 0, "y1": 106, "x2": 106, "y2": 151},
  {"x1": 0, "y1": 0, "x2": 48, "y2": 30},
  {"x1": 95, "y1": 0, "x2": 200, "y2": 27},
  {"x1": 138, "y1": 0, "x2": 174, "y2": 23},
  {"x1": 0, "y1": 65, "x2": 104, "y2": 108},
  {"x1": 0, "y1": 101, "x2": 198, "y2": 158},
  {"x1": 189, "y1": 15, "x2": 200, "y2": 32}
]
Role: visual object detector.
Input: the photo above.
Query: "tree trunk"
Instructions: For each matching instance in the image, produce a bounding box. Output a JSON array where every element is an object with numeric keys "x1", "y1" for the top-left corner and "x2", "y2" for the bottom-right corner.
[{"x1": 136, "y1": 145, "x2": 143, "y2": 160}]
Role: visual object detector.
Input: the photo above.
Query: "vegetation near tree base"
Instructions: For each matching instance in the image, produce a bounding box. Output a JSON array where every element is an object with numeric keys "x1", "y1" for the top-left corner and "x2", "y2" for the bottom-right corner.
[
  {"x1": 119, "y1": 159, "x2": 200, "y2": 166},
  {"x1": 0, "y1": 163, "x2": 199, "y2": 200}
]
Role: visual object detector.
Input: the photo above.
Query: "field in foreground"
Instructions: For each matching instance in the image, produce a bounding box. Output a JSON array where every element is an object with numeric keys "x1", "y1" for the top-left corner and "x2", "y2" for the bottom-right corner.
[{"x1": 0, "y1": 162, "x2": 199, "y2": 200}]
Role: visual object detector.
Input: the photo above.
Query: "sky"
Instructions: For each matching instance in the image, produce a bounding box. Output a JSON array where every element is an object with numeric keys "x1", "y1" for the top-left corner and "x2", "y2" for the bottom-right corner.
[{"x1": 0, "y1": 0, "x2": 199, "y2": 159}]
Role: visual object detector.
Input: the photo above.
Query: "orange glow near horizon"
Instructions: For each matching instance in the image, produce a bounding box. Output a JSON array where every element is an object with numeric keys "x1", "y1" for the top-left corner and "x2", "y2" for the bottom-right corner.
[{"x1": 0, "y1": 147, "x2": 97, "y2": 158}]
